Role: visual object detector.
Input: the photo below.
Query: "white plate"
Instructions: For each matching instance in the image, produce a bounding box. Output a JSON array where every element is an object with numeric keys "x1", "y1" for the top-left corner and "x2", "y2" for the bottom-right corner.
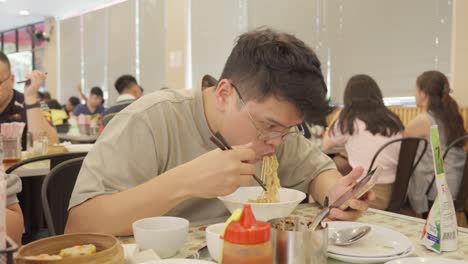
[
  {"x1": 144, "y1": 260, "x2": 216, "y2": 264},
  {"x1": 328, "y1": 245, "x2": 415, "y2": 264},
  {"x1": 327, "y1": 221, "x2": 413, "y2": 258},
  {"x1": 386, "y1": 257, "x2": 468, "y2": 264},
  {"x1": 64, "y1": 143, "x2": 93, "y2": 152}
]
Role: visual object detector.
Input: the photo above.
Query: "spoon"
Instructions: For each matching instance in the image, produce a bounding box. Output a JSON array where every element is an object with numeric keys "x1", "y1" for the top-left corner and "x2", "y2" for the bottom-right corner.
[{"x1": 329, "y1": 226, "x2": 371, "y2": 246}]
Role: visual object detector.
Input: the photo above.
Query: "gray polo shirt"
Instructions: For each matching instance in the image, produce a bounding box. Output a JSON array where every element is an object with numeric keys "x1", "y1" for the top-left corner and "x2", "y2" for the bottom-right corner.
[{"x1": 69, "y1": 86, "x2": 335, "y2": 221}]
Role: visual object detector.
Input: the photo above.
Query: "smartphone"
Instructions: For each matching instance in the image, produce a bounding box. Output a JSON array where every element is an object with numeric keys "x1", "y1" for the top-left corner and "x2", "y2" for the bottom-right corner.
[{"x1": 330, "y1": 166, "x2": 382, "y2": 209}]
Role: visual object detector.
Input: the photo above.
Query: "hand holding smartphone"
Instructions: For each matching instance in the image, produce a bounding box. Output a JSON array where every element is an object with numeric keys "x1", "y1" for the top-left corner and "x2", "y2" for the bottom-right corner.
[
  {"x1": 330, "y1": 166, "x2": 382, "y2": 210},
  {"x1": 309, "y1": 166, "x2": 382, "y2": 231}
]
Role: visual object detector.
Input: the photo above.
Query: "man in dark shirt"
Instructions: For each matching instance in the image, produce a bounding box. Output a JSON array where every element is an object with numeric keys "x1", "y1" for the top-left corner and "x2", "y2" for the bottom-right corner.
[
  {"x1": 0, "y1": 87, "x2": 28, "y2": 148},
  {"x1": 0, "y1": 51, "x2": 58, "y2": 148},
  {"x1": 72, "y1": 86, "x2": 105, "y2": 117},
  {"x1": 103, "y1": 75, "x2": 142, "y2": 126}
]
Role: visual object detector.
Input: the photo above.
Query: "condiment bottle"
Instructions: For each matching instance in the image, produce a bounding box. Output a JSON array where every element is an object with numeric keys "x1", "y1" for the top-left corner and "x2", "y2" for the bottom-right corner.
[{"x1": 222, "y1": 204, "x2": 272, "y2": 264}]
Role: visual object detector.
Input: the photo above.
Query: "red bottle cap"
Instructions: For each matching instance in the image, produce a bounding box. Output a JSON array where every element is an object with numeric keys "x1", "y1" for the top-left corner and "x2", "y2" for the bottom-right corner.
[{"x1": 224, "y1": 204, "x2": 271, "y2": 244}]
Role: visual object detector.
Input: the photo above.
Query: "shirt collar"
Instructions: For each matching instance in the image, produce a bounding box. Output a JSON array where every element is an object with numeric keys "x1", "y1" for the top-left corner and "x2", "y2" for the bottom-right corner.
[{"x1": 116, "y1": 94, "x2": 136, "y2": 102}]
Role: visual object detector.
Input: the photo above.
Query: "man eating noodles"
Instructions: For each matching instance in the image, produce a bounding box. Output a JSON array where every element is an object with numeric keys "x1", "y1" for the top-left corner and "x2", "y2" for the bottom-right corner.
[{"x1": 66, "y1": 28, "x2": 374, "y2": 235}]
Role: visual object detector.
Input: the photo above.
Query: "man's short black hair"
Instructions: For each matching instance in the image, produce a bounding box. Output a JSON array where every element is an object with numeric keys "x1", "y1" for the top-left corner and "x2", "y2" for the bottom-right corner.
[
  {"x1": 219, "y1": 27, "x2": 328, "y2": 123},
  {"x1": 90, "y1": 86, "x2": 104, "y2": 97},
  {"x1": 202, "y1": 74, "x2": 217, "y2": 88},
  {"x1": 114, "y1": 75, "x2": 138, "y2": 94},
  {"x1": 68, "y1": 96, "x2": 80, "y2": 106}
]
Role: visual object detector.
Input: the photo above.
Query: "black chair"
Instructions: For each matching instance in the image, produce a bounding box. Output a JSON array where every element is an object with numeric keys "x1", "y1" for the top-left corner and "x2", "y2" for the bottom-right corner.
[
  {"x1": 6, "y1": 152, "x2": 88, "y2": 242},
  {"x1": 426, "y1": 134, "x2": 468, "y2": 226},
  {"x1": 41, "y1": 157, "x2": 85, "y2": 236},
  {"x1": 5, "y1": 152, "x2": 88, "y2": 174},
  {"x1": 368, "y1": 137, "x2": 428, "y2": 213}
]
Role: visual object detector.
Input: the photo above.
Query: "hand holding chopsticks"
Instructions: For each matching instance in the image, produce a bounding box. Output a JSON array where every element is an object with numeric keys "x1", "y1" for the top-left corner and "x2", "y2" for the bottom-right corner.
[
  {"x1": 210, "y1": 132, "x2": 267, "y2": 191},
  {"x1": 17, "y1": 72, "x2": 48, "y2": 86}
]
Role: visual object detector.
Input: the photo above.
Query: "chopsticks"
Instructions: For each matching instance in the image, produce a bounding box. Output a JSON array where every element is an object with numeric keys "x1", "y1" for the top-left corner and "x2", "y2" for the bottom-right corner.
[
  {"x1": 17, "y1": 72, "x2": 48, "y2": 85},
  {"x1": 209, "y1": 132, "x2": 267, "y2": 191}
]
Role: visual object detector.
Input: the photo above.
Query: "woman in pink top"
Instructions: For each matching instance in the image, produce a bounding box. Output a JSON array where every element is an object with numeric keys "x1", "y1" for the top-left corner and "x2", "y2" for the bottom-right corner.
[{"x1": 323, "y1": 74, "x2": 404, "y2": 210}]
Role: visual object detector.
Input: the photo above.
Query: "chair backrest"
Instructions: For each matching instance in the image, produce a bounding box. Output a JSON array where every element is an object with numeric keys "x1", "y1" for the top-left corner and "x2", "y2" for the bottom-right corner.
[
  {"x1": 368, "y1": 137, "x2": 428, "y2": 213},
  {"x1": 443, "y1": 134, "x2": 468, "y2": 212},
  {"x1": 41, "y1": 157, "x2": 85, "y2": 236},
  {"x1": 5, "y1": 152, "x2": 88, "y2": 174}
]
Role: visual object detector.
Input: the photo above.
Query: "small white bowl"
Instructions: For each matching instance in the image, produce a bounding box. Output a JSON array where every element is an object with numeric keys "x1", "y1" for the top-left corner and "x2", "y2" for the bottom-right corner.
[
  {"x1": 218, "y1": 186, "x2": 306, "y2": 221},
  {"x1": 132, "y1": 216, "x2": 189, "y2": 258},
  {"x1": 205, "y1": 223, "x2": 224, "y2": 262}
]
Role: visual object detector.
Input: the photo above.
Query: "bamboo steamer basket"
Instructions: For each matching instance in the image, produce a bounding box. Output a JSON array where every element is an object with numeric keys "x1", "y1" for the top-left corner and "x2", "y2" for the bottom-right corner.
[{"x1": 15, "y1": 233, "x2": 124, "y2": 264}]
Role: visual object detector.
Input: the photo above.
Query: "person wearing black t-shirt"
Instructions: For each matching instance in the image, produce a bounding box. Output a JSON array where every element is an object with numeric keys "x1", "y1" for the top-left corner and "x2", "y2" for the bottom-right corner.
[{"x1": 0, "y1": 51, "x2": 58, "y2": 149}]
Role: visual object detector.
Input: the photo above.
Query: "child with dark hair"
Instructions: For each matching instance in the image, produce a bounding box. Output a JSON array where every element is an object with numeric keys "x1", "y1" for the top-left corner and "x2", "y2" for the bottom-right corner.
[
  {"x1": 72, "y1": 86, "x2": 105, "y2": 117},
  {"x1": 65, "y1": 96, "x2": 80, "y2": 115}
]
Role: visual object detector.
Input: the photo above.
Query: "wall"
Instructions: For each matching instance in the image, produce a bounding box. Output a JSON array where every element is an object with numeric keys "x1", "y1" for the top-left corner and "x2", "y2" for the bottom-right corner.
[
  {"x1": 56, "y1": 0, "x2": 169, "y2": 104},
  {"x1": 48, "y1": 0, "x2": 462, "y2": 104},
  {"x1": 451, "y1": 0, "x2": 468, "y2": 107},
  {"x1": 165, "y1": 0, "x2": 187, "y2": 89},
  {"x1": 42, "y1": 17, "x2": 59, "y2": 99}
]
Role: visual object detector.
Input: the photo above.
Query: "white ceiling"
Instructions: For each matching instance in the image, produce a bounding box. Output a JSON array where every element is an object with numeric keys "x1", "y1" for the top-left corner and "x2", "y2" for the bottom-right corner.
[{"x1": 0, "y1": 0, "x2": 126, "y2": 32}]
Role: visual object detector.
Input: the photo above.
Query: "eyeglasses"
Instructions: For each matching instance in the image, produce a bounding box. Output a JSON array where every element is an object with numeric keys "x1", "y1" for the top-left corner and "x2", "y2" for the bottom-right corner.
[
  {"x1": 229, "y1": 82, "x2": 305, "y2": 141},
  {"x1": 0, "y1": 71, "x2": 11, "y2": 86}
]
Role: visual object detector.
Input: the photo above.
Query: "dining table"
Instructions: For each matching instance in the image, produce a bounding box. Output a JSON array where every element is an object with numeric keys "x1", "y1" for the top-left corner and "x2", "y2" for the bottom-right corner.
[
  {"x1": 3, "y1": 145, "x2": 87, "y2": 243},
  {"x1": 120, "y1": 203, "x2": 468, "y2": 263},
  {"x1": 58, "y1": 133, "x2": 99, "y2": 144},
  {"x1": 3, "y1": 145, "x2": 69, "y2": 177}
]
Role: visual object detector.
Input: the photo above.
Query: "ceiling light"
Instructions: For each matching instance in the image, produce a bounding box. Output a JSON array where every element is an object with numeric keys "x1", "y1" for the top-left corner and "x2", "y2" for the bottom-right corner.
[
  {"x1": 19, "y1": 10, "x2": 30, "y2": 16},
  {"x1": 0, "y1": 0, "x2": 8, "y2": 3}
]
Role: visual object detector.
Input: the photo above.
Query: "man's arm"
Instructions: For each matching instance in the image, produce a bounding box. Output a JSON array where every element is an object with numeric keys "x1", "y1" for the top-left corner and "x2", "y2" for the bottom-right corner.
[
  {"x1": 6, "y1": 203, "x2": 23, "y2": 245},
  {"x1": 65, "y1": 147, "x2": 256, "y2": 236},
  {"x1": 66, "y1": 165, "x2": 191, "y2": 235},
  {"x1": 77, "y1": 84, "x2": 88, "y2": 102},
  {"x1": 23, "y1": 71, "x2": 59, "y2": 144},
  {"x1": 309, "y1": 169, "x2": 342, "y2": 205}
]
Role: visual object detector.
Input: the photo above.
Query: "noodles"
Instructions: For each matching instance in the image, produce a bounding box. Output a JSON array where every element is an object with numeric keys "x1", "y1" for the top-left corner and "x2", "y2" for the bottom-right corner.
[{"x1": 249, "y1": 155, "x2": 281, "y2": 203}]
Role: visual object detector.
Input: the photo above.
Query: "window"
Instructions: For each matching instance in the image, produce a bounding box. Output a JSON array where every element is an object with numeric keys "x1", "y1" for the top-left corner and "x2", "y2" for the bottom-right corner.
[{"x1": 3, "y1": 30, "x2": 17, "y2": 54}]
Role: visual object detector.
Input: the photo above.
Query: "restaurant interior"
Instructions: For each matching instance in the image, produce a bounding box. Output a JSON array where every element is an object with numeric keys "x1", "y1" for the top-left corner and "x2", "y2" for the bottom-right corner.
[{"x1": 0, "y1": 0, "x2": 468, "y2": 263}]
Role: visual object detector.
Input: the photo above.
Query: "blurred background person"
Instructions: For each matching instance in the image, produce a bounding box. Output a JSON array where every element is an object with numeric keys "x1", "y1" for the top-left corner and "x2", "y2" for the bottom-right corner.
[
  {"x1": 323, "y1": 74, "x2": 404, "y2": 210},
  {"x1": 0, "y1": 51, "x2": 58, "y2": 148},
  {"x1": 405, "y1": 70, "x2": 467, "y2": 215},
  {"x1": 103, "y1": 74, "x2": 142, "y2": 126},
  {"x1": 72, "y1": 86, "x2": 105, "y2": 117}
]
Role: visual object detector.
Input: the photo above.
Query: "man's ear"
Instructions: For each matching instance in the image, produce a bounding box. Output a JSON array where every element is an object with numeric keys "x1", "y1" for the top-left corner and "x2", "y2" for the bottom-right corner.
[{"x1": 213, "y1": 79, "x2": 236, "y2": 112}]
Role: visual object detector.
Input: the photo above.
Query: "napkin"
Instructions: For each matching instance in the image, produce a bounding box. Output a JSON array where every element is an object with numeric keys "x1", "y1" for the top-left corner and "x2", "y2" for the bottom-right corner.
[{"x1": 123, "y1": 244, "x2": 161, "y2": 264}]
